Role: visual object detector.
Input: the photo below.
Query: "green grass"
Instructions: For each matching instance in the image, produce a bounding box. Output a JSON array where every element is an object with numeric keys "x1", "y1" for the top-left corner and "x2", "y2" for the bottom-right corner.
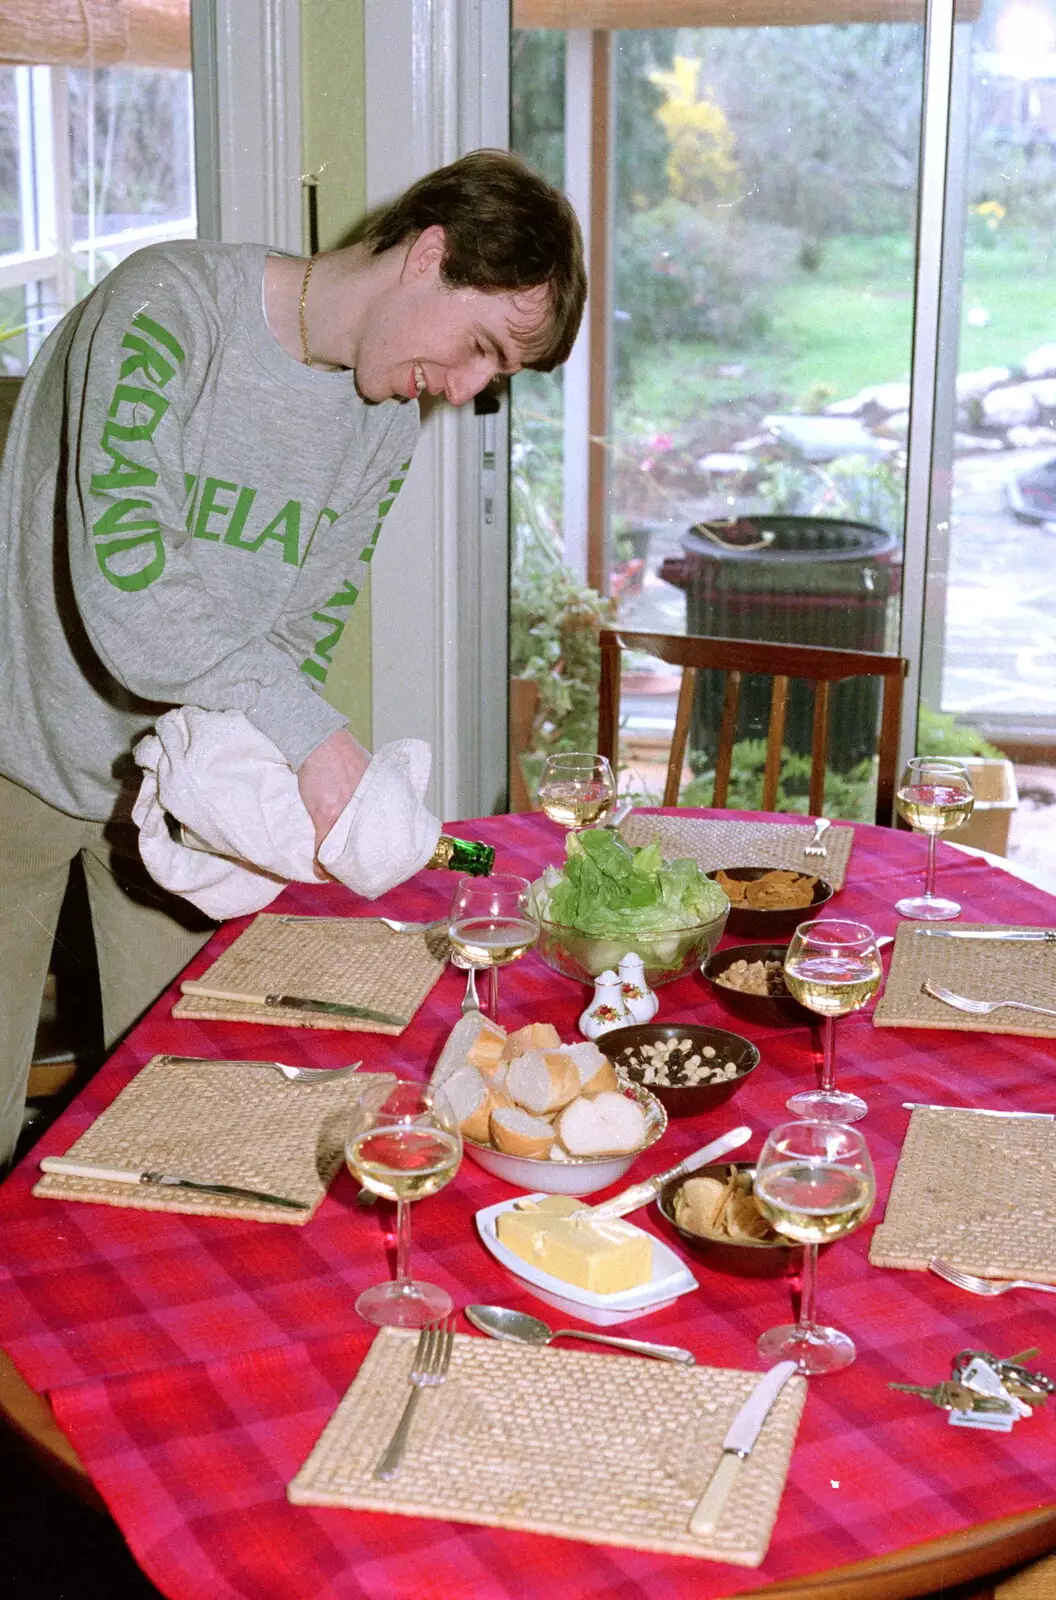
[{"x1": 615, "y1": 231, "x2": 1056, "y2": 441}]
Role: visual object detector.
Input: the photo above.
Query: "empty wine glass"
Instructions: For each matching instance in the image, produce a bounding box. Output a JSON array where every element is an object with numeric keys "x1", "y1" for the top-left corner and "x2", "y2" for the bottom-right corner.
[
  {"x1": 345, "y1": 1079, "x2": 462, "y2": 1328},
  {"x1": 782, "y1": 919, "x2": 882, "y2": 1123},
  {"x1": 895, "y1": 757, "x2": 975, "y2": 921},
  {"x1": 753, "y1": 1119, "x2": 875, "y2": 1375},
  {"x1": 537, "y1": 752, "x2": 616, "y2": 831},
  {"x1": 448, "y1": 873, "x2": 538, "y2": 1023}
]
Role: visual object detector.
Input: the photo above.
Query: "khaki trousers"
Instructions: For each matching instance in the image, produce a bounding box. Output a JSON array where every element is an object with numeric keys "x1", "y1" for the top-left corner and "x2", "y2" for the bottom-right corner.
[{"x1": 0, "y1": 773, "x2": 214, "y2": 1168}]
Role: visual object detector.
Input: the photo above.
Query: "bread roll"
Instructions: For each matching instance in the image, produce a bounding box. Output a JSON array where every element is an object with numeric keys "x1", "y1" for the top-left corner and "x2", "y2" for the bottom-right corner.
[
  {"x1": 564, "y1": 1041, "x2": 619, "y2": 1096},
  {"x1": 490, "y1": 1106, "x2": 555, "y2": 1158},
  {"x1": 556, "y1": 1090, "x2": 648, "y2": 1157},
  {"x1": 466, "y1": 1019, "x2": 507, "y2": 1074},
  {"x1": 505, "y1": 1049, "x2": 581, "y2": 1114},
  {"x1": 500, "y1": 1022, "x2": 561, "y2": 1062},
  {"x1": 442, "y1": 1063, "x2": 492, "y2": 1144}
]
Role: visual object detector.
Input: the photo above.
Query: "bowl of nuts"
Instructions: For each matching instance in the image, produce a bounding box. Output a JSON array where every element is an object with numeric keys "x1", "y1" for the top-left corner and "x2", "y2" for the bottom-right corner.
[
  {"x1": 701, "y1": 943, "x2": 815, "y2": 1028},
  {"x1": 705, "y1": 866, "x2": 833, "y2": 940},
  {"x1": 657, "y1": 1162, "x2": 801, "y2": 1277},
  {"x1": 602, "y1": 1022, "x2": 759, "y2": 1118}
]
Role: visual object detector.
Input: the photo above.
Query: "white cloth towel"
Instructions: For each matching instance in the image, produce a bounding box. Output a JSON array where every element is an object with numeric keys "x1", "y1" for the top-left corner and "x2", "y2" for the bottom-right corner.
[{"x1": 132, "y1": 707, "x2": 442, "y2": 920}]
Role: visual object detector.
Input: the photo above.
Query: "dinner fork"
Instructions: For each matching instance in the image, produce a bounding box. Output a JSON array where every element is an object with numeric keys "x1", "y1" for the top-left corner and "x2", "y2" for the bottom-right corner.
[
  {"x1": 929, "y1": 1257, "x2": 1056, "y2": 1297},
  {"x1": 804, "y1": 817, "x2": 832, "y2": 857},
  {"x1": 157, "y1": 1055, "x2": 361, "y2": 1084},
  {"x1": 373, "y1": 1319, "x2": 455, "y2": 1479},
  {"x1": 922, "y1": 982, "x2": 1056, "y2": 1021}
]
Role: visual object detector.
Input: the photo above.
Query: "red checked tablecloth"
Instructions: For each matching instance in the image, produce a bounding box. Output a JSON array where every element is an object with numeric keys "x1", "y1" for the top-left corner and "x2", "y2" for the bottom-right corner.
[{"x1": 1, "y1": 809, "x2": 1054, "y2": 1600}]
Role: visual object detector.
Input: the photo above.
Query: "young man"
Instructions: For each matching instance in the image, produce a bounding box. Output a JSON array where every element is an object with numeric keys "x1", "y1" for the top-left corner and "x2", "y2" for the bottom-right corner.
[{"x1": 0, "y1": 149, "x2": 586, "y2": 1169}]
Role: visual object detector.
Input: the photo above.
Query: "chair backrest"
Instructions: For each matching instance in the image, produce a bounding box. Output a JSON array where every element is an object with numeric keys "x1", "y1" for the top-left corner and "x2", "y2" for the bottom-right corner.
[{"x1": 598, "y1": 629, "x2": 909, "y2": 826}]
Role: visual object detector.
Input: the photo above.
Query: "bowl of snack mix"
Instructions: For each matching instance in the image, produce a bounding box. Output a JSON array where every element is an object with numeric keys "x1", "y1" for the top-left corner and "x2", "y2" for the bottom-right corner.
[
  {"x1": 601, "y1": 1022, "x2": 759, "y2": 1118},
  {"x1": 657, "y1": 1161, "x2": 802, "y2": 1276},
  {"x1": 705, "y1": 866, "x2": 833, "y2": 940},
  {"x1": 701, "y1": 942, "x2": 815, "y2": 1028}
]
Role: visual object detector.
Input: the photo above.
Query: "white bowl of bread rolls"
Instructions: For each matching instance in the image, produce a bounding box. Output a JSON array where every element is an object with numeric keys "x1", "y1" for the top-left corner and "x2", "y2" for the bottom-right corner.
[{"x1": 431, "y1": 1013, "x2": 666, "y2": 1195}]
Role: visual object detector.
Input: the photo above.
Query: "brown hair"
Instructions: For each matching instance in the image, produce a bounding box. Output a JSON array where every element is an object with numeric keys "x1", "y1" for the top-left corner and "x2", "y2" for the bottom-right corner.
[{"x1": 362, "y1": 149, "x2": 586, "y2": 371}]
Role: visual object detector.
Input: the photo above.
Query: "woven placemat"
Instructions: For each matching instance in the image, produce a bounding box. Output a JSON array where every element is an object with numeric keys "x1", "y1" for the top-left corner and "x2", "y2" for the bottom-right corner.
[
  {"x1": 869, "y1": 1108, "x2": 1056, "y2": 1279},
  {"x1": 288, "y1": 1330, "x2": 806, "y2": 1567},
  {"x1": 873, "y1": 924, "x2": 1056, "y2": 1037},
  {"x1": 620, "y1": 814, "x2": 853, "y2": 890},
  {"x1": 32, "y1": 1057, "x2": 393, "y2": 1224},
  {"x1": 172, "y1": 914, "x2": 446, "y2": 1034}
]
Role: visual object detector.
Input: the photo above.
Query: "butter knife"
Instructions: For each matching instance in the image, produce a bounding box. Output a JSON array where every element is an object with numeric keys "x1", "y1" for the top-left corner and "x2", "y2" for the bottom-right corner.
[
  {"x1": 912, "y1": 928, "x2": 1056, "y2": 941},
  {"x1": 583, "y1": 1125, "x2": 752, "y2": 1222},
  {"x1": 39, "y1": 1157, "x2": 310, "y2": 1210},
  {"x1": 689, "y1": 1360, "x2": 799, "y2": 1537},
  {"x1": 180, "y1": 981, "x2": 407, "y2": 1027}
]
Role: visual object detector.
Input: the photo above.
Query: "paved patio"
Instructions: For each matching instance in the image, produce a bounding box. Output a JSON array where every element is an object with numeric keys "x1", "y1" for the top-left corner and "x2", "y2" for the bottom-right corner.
[{"x1": 615, "y1": 445, "x2": 1056, "y2": 880}]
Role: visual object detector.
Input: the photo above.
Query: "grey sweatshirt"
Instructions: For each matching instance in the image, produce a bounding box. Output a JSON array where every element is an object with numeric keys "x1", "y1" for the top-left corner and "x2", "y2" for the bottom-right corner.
[{"x1": 0, "y1": 240, "x2": 419, "y2": 820}]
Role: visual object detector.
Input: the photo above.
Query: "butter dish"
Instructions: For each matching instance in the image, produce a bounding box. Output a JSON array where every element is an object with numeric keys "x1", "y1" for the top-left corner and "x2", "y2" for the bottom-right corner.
[{"x1": 475, "y1": 1194, "x2": 697, "y2": 1326}]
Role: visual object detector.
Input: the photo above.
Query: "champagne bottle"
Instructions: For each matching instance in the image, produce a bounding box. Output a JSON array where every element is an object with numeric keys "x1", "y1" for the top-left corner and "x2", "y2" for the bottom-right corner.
[{"x1": 425, "y1": 835, "x2": 494, "y2": 876}]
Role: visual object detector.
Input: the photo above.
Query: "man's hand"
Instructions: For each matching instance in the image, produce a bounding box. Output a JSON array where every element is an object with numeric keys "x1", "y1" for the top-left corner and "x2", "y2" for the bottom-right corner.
[{"x1": 296, "y1": 728, "x2": 371, "y2": 871}]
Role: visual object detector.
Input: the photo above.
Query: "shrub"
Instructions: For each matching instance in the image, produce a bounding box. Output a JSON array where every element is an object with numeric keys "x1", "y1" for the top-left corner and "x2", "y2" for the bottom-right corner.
[{"x1": 614, "y1": 198, "x2": 792, "y2": 347}]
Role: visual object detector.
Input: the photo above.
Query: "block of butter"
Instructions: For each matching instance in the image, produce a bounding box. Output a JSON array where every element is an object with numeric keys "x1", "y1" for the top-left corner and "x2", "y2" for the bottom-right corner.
[{"x1": 495, "y1": 1194, "x2": 653, "y2": 1295}]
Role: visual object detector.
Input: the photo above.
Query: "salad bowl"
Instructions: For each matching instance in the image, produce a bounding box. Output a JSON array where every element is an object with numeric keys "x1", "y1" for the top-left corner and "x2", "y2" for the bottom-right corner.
[
  {"x1": 531, "y1": 897, "x2": 727, "y2": 986},
  {"x1": 530, "y1": 827, "x2": 730, "y2": 986}
]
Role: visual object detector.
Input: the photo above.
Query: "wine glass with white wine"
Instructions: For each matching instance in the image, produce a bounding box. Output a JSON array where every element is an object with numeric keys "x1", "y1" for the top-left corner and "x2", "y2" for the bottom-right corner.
[
  {"x1": 448, "y1": 873, "x2": 539, "y2": 1023},
  {"x1": 753, "y1": 1119, "x2": 875, "y2": 1375},
  {"x1": 345, "y1": 1079, "x2": 462, "y2": 1328},
  {"x1": 895, "y1": 756, "x2": 975, "y2": 921},
  {"x1": 782, "y1": 919, "x2": 883, "y2": 1123},
  {"x1": 537, "y1": 752, "x2": 616, "y2": 831}
]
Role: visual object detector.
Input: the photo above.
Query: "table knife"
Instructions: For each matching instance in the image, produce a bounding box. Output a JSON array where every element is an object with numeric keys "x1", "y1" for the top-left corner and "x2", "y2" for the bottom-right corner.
[
  {"x1": 180, "y1": 981, "x2": 407, "y2": 1027},
  {"x1": 39, "y1": 1157, "x2": 310, "y2": 1210},
  {"x1": 688, "y1": 1361, "x2": 799, "y2": 1537},
  {"x1": 911, "y1": 928, "x2": 1056, "y2": 941},
  {"x1": 583, "y1": 1125, "x2": 752, "y2": 1222}
]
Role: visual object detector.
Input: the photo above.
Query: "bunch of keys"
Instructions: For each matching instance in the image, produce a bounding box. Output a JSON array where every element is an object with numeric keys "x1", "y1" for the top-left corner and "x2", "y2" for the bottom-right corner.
[
  {"x1": 952, "y1": 1348, "x2": 1056, "y2": 1406},
  {"x1": 890, "y1": 1347, "x2": 1054, "y2": 1431}
]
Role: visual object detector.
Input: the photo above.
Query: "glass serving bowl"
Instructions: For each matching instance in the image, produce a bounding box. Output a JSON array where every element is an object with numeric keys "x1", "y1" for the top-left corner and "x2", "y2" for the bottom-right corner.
[{"x1": 530, "y1": 880, "x2": 729, "y2": 987}]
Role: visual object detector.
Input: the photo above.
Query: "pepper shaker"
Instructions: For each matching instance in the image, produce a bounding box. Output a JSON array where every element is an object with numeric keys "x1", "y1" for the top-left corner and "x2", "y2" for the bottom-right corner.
[
  {"x1": 579, "y1": 970, "x2": 630, "y2": 1040},
  {"x1": 618, "y1": 952, "x2": 659, "y2": 1023}
]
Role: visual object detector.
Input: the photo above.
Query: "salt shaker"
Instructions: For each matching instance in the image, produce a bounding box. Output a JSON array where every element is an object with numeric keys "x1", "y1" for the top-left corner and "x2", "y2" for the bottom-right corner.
[
  {"x1": 579, "y1": 970, "x2": 630, "y2": 1040},
  {"x1": 618, "y1": 952, "x2": 659, "y2": 1023}
]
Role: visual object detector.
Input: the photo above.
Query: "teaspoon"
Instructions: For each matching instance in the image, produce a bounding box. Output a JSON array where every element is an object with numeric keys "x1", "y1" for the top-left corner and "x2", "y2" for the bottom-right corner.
[{"x1": 465, "y1": 1303, "x2": 695, "y2": 1364}]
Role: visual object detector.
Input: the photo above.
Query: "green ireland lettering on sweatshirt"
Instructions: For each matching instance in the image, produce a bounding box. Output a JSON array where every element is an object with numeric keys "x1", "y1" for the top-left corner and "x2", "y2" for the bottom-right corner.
[
  {"x1": 299, "y1": 459, "x2": 411, "y2": 686},
  {"x1": 105, "y1": 383, "x2": 170, "y2": 442},
  {"x1": 89, "y1": 423, "x2": 159, "y2": 494},
  {"x1": 91, "y1": 500, "x2": 165, "y2": 591},
  {"x1": 357, "y1": 460, "x2": 411, "y2": 567},
  {"x1": 91, "y1": 313, "x2": 185, "y2": 589}
]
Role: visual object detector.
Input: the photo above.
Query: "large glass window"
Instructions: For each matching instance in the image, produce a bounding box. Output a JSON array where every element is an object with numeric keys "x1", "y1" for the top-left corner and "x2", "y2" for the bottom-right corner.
[
  {"x1": 510, "y1": 6, "x2": 1056, "y2": 876},
  {"x1": 0, "y1": 63, "x2": 196, "y2": 373}
]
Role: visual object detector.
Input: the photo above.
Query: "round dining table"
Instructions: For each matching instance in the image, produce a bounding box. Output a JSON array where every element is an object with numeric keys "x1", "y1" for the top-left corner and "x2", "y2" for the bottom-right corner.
[{"x1": 1, "y1": 807, "x2": 1055, "y2": 1600}]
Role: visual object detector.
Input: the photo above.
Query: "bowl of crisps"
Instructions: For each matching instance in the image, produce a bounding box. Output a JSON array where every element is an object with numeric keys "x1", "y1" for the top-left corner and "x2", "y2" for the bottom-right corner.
[
  {"x1": 657, "y1": 1162, "x2": 802, "y2": 1276},
  {"x1": 701, "y1": 943, "x2": 815, "y2": 1028},
  {"x1": 705, "y1": 866, "x2": 833, "y2": 940}
]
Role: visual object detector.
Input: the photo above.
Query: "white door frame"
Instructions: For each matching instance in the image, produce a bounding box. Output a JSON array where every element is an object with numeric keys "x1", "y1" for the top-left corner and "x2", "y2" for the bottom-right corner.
[
  {"x1": 190, "y1": 0, "x2": 302, "y2": 251},
  {"x1": 364, "y1": 0, "x2": 511, "y2": 821}
]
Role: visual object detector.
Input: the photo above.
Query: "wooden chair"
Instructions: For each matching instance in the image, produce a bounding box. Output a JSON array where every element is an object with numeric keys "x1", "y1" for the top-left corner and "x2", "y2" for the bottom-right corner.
[{"x1": 598, "y1": 629, "x2": 909, "y2": 826}]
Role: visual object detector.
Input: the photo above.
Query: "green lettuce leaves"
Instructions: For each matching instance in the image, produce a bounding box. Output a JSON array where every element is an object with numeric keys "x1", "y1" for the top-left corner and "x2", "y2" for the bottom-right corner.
[{"x1": 536, "y1": 828, "x2": 728, "y2": 936}]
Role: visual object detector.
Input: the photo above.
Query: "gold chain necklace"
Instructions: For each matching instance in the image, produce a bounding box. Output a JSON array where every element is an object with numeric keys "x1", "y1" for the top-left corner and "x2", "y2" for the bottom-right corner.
[{"x1": 298, "y1": 255, "x2": 316, "y2": 367}]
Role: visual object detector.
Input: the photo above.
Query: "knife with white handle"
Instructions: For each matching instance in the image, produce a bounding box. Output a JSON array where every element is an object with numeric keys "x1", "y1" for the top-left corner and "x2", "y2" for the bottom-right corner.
[
  {"x1": 688, "y1": 1361, "x2": 799, "y2": 1537},
  {"x1": 912, "y1": 928, "x2": 1056, "y2": 941},
  {"x1": 582, "y1": 1125, "x2": 753, "y2": 1222},
  {"x1": 39, "y1": 1157, "x2": 310, "y2": 1210}
]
